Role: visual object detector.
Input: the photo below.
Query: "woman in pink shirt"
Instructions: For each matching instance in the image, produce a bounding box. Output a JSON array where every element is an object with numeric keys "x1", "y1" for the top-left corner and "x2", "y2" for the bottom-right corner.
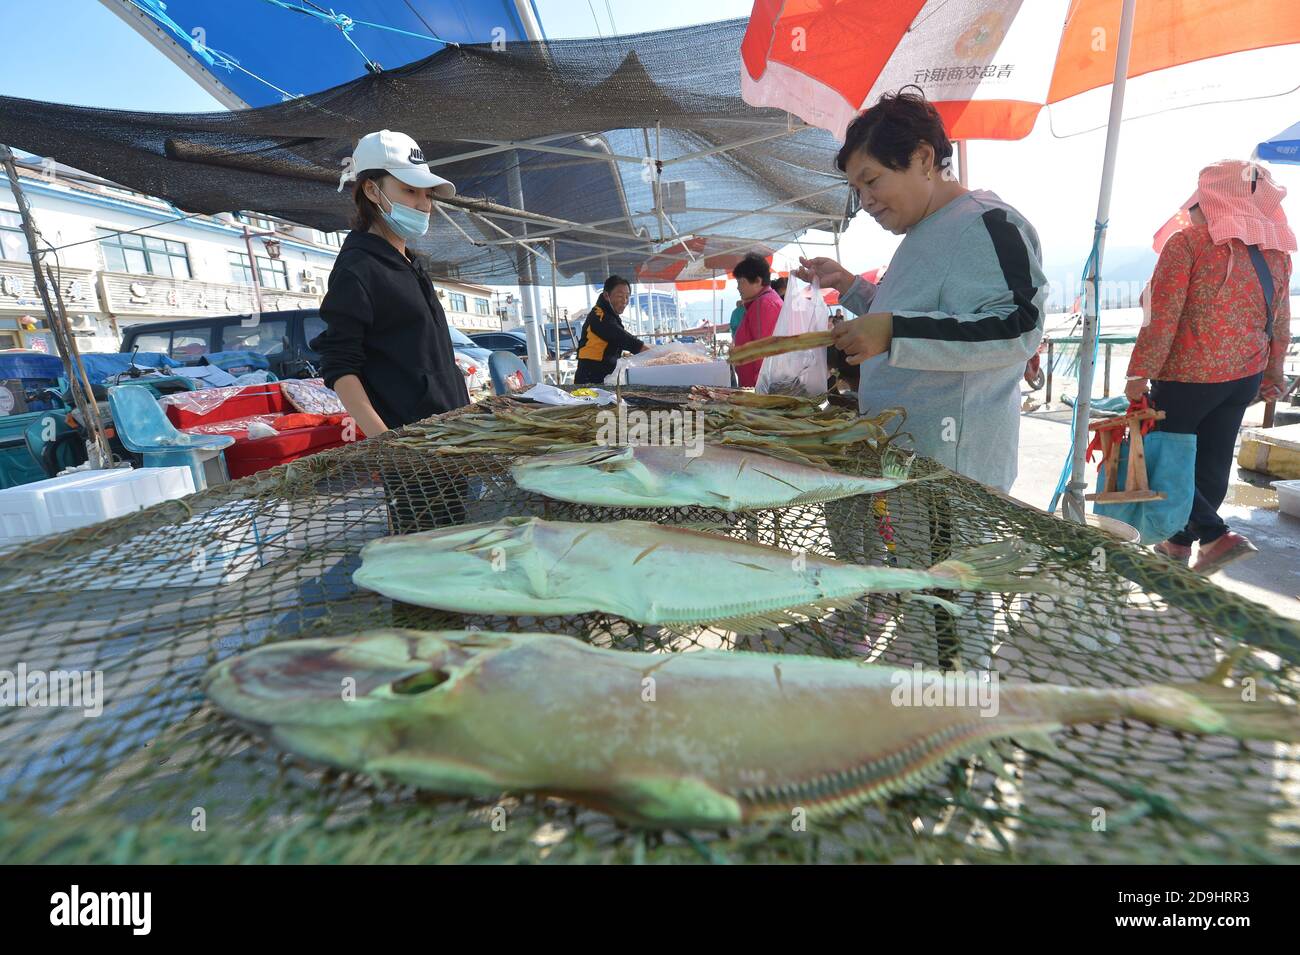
[
  {"x1": 1125, "y1": 160, "x2": 1293, "y2": 574},
  {"x1": 731, "y1": 253, "x2": 784, "y2": 387}
]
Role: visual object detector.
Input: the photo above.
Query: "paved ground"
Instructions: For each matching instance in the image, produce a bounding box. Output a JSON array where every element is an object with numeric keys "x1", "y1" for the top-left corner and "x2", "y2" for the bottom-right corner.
[{"x1": 1010, "y1": 398, "x2": 1300, "y2": 622}]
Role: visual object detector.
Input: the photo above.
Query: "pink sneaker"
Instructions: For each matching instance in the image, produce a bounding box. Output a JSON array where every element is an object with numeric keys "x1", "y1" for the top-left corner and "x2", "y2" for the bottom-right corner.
[
  {"x1": 1190, "y1": 532, "x2": 1258, "y2": 576},
  {"x1": 1154, "y1": 540, "x2": 1192, "y2": 565}
]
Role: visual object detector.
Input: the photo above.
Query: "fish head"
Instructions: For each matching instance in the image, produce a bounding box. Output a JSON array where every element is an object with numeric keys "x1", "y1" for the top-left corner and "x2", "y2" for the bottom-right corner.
[{"x1": 203, "y1": 629, "x2": 530, "y2": 732}]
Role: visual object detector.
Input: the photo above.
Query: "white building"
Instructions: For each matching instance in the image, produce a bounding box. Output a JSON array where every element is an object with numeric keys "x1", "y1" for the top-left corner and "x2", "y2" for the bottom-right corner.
[{"x1": 0, "y1": 158, "x2": 499, "y2": 355}]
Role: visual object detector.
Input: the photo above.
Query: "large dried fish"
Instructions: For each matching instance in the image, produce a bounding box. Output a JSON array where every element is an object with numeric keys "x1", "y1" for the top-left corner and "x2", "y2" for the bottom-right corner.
[
  {"x1": 728, "y1": 330, "x2": 835, "y2": 365},
  {"x1": 205, "y1": 632, "x2": 1299, "y2": 828},
  {"x1": 510, "y1": 443, "x2": 933, "y2": 511},
  {"x1": 353, "y1": 516, "x2": 1055, "y2": 631}
]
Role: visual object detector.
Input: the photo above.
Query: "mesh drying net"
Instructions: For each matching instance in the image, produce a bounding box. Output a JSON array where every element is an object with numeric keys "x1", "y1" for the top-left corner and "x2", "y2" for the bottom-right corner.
[{"x1": 0, "y1": 390, "x2": 1297, "y2": 864}]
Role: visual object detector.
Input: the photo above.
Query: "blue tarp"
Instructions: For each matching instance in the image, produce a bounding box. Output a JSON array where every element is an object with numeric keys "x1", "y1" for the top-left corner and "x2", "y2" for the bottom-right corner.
[
  {"x1": 80, "y1": 352, "x2": 181, "y2": 383},
  {"x1": 108, "y1": 0, "x2": 543, "y2": 107},
  {"x1": 0, "y1": 352, "x2": 64, "y2": 381},
  {"x1": 203, "y1": 350, "x2": 271, "y2": 372}
]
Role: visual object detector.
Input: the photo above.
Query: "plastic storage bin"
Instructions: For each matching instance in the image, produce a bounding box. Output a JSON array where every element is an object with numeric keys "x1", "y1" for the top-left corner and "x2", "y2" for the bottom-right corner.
[
  {"x1": 0, "y1": 470, "x2": 128, "y2": 545},
  {"x1": 44, "y1": 467, "x2": 195, "y2": 533},
  {"x1": 1274, "y1": 480, "x2": 1300, "y2": 519}
]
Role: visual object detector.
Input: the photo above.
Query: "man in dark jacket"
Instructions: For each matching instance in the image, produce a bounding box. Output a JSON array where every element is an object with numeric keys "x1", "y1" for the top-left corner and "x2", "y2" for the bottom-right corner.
[{"x1": 574, "y1": 275, "x2": 645, "y2": 385}]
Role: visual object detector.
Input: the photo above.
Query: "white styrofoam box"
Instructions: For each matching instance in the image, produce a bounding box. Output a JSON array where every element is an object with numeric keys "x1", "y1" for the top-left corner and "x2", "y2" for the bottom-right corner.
[
  {"x1": 1274, "y1": 480, "x2": 1300, "y2": 519},
  {"x1": 44, "y1": 466, "x2": 196, "y2": 533},
  {"x1": 624, "y1": 360, "x2": 732, "y2": 387},
  {"x1": 0, "y1": 469, "x2": 130, "y2": 546}
]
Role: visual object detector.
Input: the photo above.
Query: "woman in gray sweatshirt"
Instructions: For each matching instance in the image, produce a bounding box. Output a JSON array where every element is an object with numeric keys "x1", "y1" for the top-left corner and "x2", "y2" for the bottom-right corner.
[{"x1": 799, "y1": 91, "x2": 1046, "y2": 493}]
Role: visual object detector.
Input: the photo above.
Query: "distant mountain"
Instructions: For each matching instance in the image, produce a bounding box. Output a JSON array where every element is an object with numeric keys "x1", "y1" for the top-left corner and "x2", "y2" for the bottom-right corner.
[{"x1": 1042, "y1": 244, "x2": 1158, "y2": 312}]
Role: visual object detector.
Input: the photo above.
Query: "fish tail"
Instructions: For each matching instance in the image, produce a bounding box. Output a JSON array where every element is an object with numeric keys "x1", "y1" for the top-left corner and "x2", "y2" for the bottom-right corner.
[
  {"x1": 1116, "y1": 649, "x2": 1300, "y2": 743},
  {"x1": 1119, "y1": 682, "x2": 1300, "y2": 743},
  {"x1": 1038, "y1": 648, "x2": 1300, "y2": 743},
  {"x1": 924, "y1": 541, "x2": 1060, "y2": 596}
]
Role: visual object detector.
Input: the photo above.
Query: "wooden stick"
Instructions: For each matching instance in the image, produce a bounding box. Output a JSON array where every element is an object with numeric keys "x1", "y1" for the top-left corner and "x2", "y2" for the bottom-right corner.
[{"x1": 1127, "y1": 424, "x2": 1149, "y2": 492}]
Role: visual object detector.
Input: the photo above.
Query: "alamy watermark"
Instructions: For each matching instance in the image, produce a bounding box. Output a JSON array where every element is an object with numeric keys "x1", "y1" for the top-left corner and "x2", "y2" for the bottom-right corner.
[
  {"x1": 594, "y1": 403, "x2": 704, "y2": 457},
  {"x1": 889, "y1": 663, "x2": 999, "y2": 717},
  {"x1": 0, "y1": 663, "x2": 103, "y2": 717}
]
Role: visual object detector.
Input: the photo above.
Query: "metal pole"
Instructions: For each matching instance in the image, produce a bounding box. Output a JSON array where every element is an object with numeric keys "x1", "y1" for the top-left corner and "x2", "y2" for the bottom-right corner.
[
  {"x1": 0, "y1": 145, "x2": 111, "y2": 468},
  {"x1": 506, "y1": 153, "x2": 543, "y2": 382},
  {"x1": 550, "y1": 238, "x2": 560, "y2": 384},
  {"x1": 957, "y1": 140, "x2": 969, "y2": 187},
  {"x1": 1064, "y1": 0, "x2": 1137, "y2": 523},
  {"x1": 1045, "y1": 339, "x2": 1054, "y2": 406},
  {"x1": 242, "y1": 225, "x2": 265, "y2": 317}
]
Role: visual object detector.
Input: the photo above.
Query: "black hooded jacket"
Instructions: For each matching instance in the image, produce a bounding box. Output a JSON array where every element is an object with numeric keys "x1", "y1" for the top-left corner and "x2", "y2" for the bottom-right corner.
[
  {"x1": 574, "y1": 294, "x2": 644, "y2": 384},
  {"x1": 312, "y1": 231, "x2": 469, "y2": 429}
]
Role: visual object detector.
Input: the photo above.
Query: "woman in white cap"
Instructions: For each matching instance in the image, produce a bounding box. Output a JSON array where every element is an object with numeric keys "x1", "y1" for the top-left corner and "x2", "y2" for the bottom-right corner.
[{"x1": 313, "y1": 129, "x2": 468, "y2": 438}]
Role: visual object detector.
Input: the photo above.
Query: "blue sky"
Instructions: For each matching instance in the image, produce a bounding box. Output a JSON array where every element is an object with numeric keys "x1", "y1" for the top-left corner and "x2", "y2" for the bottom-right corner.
[{"x1": 2, "y1": 0, "x2": 1297, "y2": 306}]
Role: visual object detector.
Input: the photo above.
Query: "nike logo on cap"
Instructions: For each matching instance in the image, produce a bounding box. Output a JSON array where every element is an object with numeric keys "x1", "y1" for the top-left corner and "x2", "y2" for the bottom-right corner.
[{"x1": 409, "y1": 147, "x2": 425, "y2": 164}]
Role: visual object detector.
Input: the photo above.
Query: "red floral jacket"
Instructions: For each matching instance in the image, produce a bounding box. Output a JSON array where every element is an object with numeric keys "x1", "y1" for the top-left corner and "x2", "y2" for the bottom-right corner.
[{"x1": 1127, "y1": 223, "x2": 1291, "y2": 384}]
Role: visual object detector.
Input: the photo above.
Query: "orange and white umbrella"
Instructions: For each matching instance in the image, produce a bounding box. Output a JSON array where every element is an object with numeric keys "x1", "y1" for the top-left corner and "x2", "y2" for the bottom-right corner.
[
  {"x1": 742, "y1": 0, "x2": 1300, "y2": 520},
  {"x1": 742, "y1": 1, "x2": 1300, "y2": 143}
]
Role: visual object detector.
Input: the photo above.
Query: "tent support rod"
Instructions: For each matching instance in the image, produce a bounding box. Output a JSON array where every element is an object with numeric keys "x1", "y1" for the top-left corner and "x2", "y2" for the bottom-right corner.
[
  {"x1": 660, "y1": 124, "x2": 811, "y2": 166},
  {"x1": 1064, "y1": 0, "x2": 1137, "y2": 524},
  {"x1": 425, "y1": 131, "x2": 601, "y2": 168},
  {"x1": 0, "y1": 144, "x2": 112, "y2": 469}
]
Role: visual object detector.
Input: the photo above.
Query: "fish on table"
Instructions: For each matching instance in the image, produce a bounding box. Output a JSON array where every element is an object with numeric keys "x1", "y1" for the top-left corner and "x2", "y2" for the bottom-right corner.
[
  {"x1": 353, "y1": 516, "x2": 1056, "y2": 631},
  {"x1": 510, "y1": 443, "x2": 937, "y2": 512},
  {"x1": 204, "y1": 630, "x2": 1299, "y2": 829}
]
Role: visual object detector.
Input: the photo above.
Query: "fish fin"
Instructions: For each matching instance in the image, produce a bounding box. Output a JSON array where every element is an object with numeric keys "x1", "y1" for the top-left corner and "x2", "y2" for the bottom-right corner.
[
  {"x1": 975, "y1": 746, "x2": 1016, "y2": 782},
  {"x1": 616, "y1": 455, "x2": 664, "y2": 493},
  {"x1": 598, "y1": 776, "x2": 743, "y2": 828},
  {"x1": 708, "y1": 597, "x2": 860, "y2": 635},
  {"x1": 1010, "y1": 730, "x2": 1062, "y2": 758},
  {"x1": 925, "y1": 540, "x2": 1061, "y2": 597},
  {"x1": 675, "y1": 520, "x2": 738, "y2": 536},
  {"x1": 902, "y1": 592, "x2": 966, "y2": 616}
]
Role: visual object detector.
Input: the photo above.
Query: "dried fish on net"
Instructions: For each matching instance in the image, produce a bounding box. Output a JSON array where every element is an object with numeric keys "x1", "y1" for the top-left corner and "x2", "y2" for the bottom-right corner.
[{"x1": 394, "y1": 393, "x2": 906, "y2": 468}]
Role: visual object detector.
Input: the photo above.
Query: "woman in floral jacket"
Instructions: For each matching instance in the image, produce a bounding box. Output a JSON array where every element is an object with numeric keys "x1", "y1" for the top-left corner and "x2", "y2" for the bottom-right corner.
[{"x1": 1126, "y1": 160, "x2": 1293, "y2": 574}]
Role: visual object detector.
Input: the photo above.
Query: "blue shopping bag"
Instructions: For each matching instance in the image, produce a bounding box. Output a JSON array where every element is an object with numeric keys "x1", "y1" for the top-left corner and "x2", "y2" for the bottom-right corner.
[{"x1": 1094, "y1": 431, "x2": 1197, "y2": 544}]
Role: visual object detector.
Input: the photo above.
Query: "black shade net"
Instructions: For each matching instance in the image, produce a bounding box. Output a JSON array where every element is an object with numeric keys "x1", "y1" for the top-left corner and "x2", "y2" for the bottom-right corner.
[{"x1": 0, "y1": 19, "x2": 849, "y2": 286}]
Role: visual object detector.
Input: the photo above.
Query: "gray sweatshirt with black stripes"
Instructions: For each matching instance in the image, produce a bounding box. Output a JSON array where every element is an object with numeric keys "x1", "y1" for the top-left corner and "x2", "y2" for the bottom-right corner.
[{"x1": 841, "y1": 189, "x2": 1046, "y2": 492}]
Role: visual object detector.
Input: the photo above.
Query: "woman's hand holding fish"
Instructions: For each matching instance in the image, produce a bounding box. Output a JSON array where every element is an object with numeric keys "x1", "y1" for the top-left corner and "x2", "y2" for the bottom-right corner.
[{"x1": 833, "y1": 313, "x2": 894, "y2": 365}]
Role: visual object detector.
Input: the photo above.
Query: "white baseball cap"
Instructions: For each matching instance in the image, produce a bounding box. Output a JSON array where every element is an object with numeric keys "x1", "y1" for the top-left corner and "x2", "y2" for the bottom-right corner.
[{"x1": 342, "y1": 129, "x2": 455, "y2": 197}]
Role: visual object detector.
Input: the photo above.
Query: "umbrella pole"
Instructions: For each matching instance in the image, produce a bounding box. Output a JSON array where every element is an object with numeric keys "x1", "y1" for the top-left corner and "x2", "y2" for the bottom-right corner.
[
  {"x1": 957, "y1": 141, "x2": 968, "y2": 187},
  {"x1": 1063, "y1": 0, "x2": 1138, "y2": 523}
]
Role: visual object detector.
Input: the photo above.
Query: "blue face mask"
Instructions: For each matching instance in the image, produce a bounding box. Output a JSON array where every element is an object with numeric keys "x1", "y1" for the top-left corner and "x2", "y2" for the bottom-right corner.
[{"x1": 376, "y1": 189, "x2": 430, "y2": 241}]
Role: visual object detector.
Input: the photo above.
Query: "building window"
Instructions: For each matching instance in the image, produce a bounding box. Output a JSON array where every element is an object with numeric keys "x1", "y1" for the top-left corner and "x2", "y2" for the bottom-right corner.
[
  {"x1": 229, "y1": 251, "x2": 289, "y2": 289},
  {"x1": 448, "y1": 292, "x2": 467, "y2": 313},
  {"x1": 1, "y1": 210, "x2": 26, "y2": 261},
  {"x1": 474, "y1": 297, "x2": 491, "y2": 316},
  {"x1": 314, "y1": 230, "x2": 344, "y2": 248},
  {"x1": 237, "y1": 213, "x2": 274, "y2": 232},
  {"x1": 98, "y1": 229, "x2": 191, "y2": 278}
]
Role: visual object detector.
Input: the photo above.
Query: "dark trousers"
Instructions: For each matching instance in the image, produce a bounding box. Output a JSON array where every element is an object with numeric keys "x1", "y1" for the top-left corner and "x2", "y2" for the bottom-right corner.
[
  {"x1": 1151, "y1": 372, "x2": 1262, "y2": 546},
  {"x1": 574, "y1": 358, "x2": 614, "y2": 386}
]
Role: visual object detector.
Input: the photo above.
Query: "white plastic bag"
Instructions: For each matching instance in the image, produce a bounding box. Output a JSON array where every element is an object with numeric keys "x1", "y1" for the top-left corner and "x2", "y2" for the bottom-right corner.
[{"x1": 755, "y1": 274, "x2": 830, "y2": 396}]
